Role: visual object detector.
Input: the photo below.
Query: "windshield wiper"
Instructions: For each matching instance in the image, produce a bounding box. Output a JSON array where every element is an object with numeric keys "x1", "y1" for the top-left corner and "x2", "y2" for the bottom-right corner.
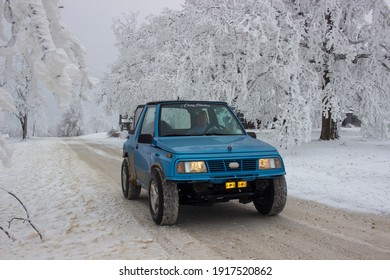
[
  {"x1": 202, "y1": 132, "x2": 241, "y2": 136},
  {"x1": 163, "y1": 132, "x2": 242, "y2": 137},
  {"x1": 162, "y1": 133, "x2": 190, "y2": 137}
]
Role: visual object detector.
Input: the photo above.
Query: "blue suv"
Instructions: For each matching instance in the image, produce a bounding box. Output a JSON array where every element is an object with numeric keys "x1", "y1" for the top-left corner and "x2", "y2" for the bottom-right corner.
[{"x1": 121, "y1": 101, "x2": 287, "y2": 225}]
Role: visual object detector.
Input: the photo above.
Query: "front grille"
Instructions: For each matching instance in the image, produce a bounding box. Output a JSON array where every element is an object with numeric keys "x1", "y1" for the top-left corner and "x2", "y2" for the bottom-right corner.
[
  {"x1": 207, "y1": 160, "x2": 226, "y2": 172},
  {"x1": 206, "y1": 159, "x2": 257, "y2": 173}
]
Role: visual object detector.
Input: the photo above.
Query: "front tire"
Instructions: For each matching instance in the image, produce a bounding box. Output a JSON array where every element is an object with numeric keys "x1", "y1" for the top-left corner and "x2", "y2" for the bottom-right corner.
[
  {"x1": 121, "y1": 158, "x2": 141, "y2": 200},
  {"x1": 253, "y1": 176, "x2": 287, "y2": 216},
  {"x1": 149, "y1": 169, "x2": 179, "y2": 225}
]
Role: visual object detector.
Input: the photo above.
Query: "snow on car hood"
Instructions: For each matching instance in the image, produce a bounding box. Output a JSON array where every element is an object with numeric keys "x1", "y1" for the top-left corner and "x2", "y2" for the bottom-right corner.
[{"x1": 154, "y1": 135, "x2": 277, "y2": 155}]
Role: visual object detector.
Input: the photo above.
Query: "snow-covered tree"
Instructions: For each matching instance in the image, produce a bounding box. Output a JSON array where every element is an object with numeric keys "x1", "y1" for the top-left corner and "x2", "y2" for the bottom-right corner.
[
  {"x1": 0, "y1": 0, "x2": 92, "y2": 97},
  {"x1": 101, "y1": 0, "x2": 390, "y2": 146},
  {"x1": 0, "y1": 0, "x2": 93, "y2": 164},
  {"x1": 57, "y1": 99, "x2": 84, "y2": 137},
  {"x1": 291, "y1": 0, "x2": 390, "y2": 140},
  {"x1": 89, "y1": 116, "x2": 109, "y2": 134},
  {"x1": 101, "y1": 0, "x2": 316, "y2": 146},
  {"x1": 100, "y1": 11, "x2": 183, "y2": 115},
  {"x1": 354, "y1": 0, "x2": 390, "y2": 139},
  {"x1": 0, "y1": 86, "x2": 16, "y2": 167},
  {"x1": 4, "y1": 54, "x2": 44, "y2": 139}
]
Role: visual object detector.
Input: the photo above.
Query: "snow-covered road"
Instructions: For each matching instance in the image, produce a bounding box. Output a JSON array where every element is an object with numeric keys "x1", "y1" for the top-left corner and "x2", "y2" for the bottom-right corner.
[{"x1": 1, "y1": 131, "x2": 390, "y2": 259}]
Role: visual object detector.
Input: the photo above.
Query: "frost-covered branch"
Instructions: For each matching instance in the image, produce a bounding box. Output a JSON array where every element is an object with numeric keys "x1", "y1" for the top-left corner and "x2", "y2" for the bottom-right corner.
[
  {"x1": 334, "y1": 53, "x2": 371, "y2": 63},
  {"x1": 381, "y1": 61, "x2": 390, "y2": 72},
  {"x1": 0, "y1": 0, "x2": 92, "y2": 98}
]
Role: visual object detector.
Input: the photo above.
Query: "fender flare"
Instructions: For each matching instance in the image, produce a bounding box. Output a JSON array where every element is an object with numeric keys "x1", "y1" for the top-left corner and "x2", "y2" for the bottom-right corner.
[{"x1": 150, "y1": 163, "x2": 165, "y2": 180}]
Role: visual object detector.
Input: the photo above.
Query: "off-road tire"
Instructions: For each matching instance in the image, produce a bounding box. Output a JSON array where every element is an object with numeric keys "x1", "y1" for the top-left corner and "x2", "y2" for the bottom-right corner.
[
  {"x1": 149, "y1": 169, "x2": 179, "y2": 225},
  {"x1": 121, "y1": 158, "x2": 141, "y2": 200},
  {"x1": 253, "y1": 176, "x2": 287, "y2": 216}
]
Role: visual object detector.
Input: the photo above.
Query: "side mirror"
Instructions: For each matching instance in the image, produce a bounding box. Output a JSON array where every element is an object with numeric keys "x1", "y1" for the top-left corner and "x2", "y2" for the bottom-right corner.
[
  {"x1": 138, "y1": 134, "x2": 153, "y2": 144},
  {"x1": 247, "y1": 131, "x2": 257, "y2": 139}
]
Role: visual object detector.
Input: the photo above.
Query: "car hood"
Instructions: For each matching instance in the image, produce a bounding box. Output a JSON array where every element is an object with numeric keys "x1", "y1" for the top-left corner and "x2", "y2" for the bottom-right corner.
[{"x1": 154, "y1": 135, "x2": 277, "y2": 155}]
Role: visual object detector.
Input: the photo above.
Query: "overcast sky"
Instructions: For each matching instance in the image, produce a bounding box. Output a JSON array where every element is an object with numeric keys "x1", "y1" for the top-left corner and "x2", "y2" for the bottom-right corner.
[{"x1": 60, "y1": 0, "x2": 185, "y2": 78}]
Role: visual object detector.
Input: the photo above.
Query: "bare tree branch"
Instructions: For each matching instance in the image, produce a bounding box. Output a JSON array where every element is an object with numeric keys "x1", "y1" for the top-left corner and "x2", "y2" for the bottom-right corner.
[
  {"x1": 0, "y1": 225, "x2": 15, "y2": 241},
  {"x1": 1, "y1": 188, "x2": 43, "y2": 241},
  {"x1": 8, "y1": 217, "x2": 43, "y2": 241},
  {"x1": 2, "y1": 188, "x2": 30, "y2": 219}
]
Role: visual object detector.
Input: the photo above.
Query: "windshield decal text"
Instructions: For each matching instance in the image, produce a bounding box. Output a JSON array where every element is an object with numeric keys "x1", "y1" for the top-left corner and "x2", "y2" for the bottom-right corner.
[{"x1": 181, "y1": 103, "x2": 211, "y2": 108}]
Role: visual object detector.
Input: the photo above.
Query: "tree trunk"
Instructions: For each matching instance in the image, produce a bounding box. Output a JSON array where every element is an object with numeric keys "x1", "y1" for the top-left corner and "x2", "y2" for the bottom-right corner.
[
  {"x1": 319, "y1": 10, "x2": 339, "y2": 141},
  {"x1": 19, "y1": 113, "x2": 28, "y2": 140},
  {"x1": 320, "y1": 66, "x2": 339, "y2": 140},
  {"x1": 320, "y1": 108, "x2": 339, "y2": 140}
]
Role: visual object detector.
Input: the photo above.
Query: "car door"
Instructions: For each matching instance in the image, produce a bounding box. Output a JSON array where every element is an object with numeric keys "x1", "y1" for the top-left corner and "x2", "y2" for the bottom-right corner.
[{"x1": 134, "y1": 105, "x2": 156, "y2": 188}]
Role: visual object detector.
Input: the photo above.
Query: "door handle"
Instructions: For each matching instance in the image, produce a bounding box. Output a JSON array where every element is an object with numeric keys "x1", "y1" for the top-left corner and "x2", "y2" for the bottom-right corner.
[{"x1": 136, "y1": 144, "x2": 139, "y2": 149}]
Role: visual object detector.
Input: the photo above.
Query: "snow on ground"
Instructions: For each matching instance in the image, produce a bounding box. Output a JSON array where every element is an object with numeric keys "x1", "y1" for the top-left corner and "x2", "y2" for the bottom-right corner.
[
  {"x1": 283, "y1": 135, "x2": 390, "y2": 215},
  {"x1": 0, "y1": 128, "x2": 389, "y2": 259},
  {"x1": 0, "y1": 137, "x2": 169, "y2": 259},
  {"x1": 251, "y1": 127, "x2": 390, "y2": 215}
]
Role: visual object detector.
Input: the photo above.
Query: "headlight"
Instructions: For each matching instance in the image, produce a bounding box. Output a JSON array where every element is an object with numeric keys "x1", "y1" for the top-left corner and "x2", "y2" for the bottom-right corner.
[
  {"x1": 177, "y1": 161, "x2": 207, "y2": 173},
  {"x1": 258, "y1": 158, "x2": 281, "y2": 170}
]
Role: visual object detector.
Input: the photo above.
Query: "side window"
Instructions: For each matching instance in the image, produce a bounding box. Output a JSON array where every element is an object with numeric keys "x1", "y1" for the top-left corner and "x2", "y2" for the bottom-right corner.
[
  {"x1": 129, "y1": 106, "x2": 145, "y2": 134},
  {"x1": 140, "y1": 106, "x2": 156, "y2": 136},
  {"x1": 132, "y1": 106, "x2": 144, "y2": 130}
]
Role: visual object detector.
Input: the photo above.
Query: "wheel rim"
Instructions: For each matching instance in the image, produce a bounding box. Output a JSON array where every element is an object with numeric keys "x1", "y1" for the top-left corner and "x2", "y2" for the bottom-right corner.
[{"x1": 150, "y1": 180, "x2": 159, "y2": 214}]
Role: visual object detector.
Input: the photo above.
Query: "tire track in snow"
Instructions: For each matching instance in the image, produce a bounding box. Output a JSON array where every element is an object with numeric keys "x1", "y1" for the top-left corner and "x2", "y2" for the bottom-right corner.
[{"x1": 65, "y1": 139, "x2": 223, "y2": 259}]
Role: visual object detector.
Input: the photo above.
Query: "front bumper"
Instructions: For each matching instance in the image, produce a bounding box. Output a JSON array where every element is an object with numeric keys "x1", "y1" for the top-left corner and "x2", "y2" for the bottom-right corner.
[{"x1": 176, "y1": 176, "x2": 276, "y2": 205}]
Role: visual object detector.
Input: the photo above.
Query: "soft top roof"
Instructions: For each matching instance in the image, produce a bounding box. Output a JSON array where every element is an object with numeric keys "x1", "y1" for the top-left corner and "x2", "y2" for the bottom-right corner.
[{"x1": 146, "y1": 100, "x2": 228, "y2": 106}]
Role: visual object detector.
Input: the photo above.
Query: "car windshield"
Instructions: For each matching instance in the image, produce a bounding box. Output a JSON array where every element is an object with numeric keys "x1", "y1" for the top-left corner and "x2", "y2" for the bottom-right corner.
[{"x1": 159, "y1": 103, "x2": 245, "y2": 137}]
